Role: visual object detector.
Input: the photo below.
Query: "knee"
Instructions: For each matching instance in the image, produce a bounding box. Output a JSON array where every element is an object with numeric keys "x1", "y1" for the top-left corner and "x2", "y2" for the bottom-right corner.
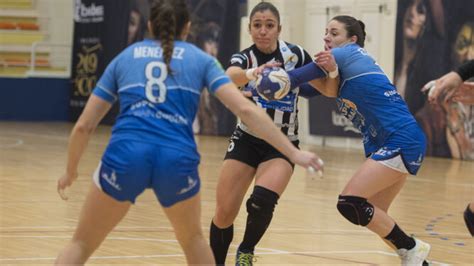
[
  {"x1": 336, "y1": 195, "x2": 374, "y2": 226},
  {"x1": 214, "y1": 204, "x2": 239, "y2": 227},
  {"x1": 246, "y1": 186, "x2": 279, "y2": 218}
]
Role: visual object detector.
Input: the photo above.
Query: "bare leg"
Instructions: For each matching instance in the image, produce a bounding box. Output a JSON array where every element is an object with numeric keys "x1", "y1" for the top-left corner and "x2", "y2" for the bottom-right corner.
[
  {"x1": 368, "y1": 178, "x2": 407, "y2": 249},
  {"x1": 55, "y1": 184, "x2": 131, "y2": 265},
  {"x1": 341, "y1": 159, "x2": 407, "y2": 237},
  {"x1": 254, "y1": 158, "x2": 293, "y2": 195},
  {"x1": 213, "y1": 159, "x2": 255, "y2": 228},
  {"x1": 163, "y1": 192, "x2": 214, "y2": 264}
]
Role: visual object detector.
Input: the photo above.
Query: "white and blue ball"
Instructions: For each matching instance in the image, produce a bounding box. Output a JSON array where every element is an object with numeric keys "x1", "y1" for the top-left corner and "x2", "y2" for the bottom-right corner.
[{"x1": 256, "y1": 67, "x2": 291, "y2": 101}]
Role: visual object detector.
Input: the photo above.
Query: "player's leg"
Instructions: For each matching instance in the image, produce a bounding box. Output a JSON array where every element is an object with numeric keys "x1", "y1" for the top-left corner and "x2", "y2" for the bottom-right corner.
[
  {"x1": 338, "y1": 158, "x2": 430, "y2": 264},
  {"x1": 211, "y1": 129, "x2": 259, "y2": 265},
  {"x1": 236, "y1": 157, "x2": 293, "y2": 264},
  {"x1": 464, "y1": 201, "x2": 474, "y2": 236},
  {"x1": 162, "y1": 192, "x2": 214, "y2": 264},
  {"x1": 211, "y1": 159, "x2": 255, "y2": 264},
  {"x1": 152, "y1": 146, "x2": 215, "y2": 264},
  {"x1": 55, "y1": 183, "x2": 131, "y2": 264},
  {"x1": 339, "y1": 158, "x2": 405, "y2": 236}
]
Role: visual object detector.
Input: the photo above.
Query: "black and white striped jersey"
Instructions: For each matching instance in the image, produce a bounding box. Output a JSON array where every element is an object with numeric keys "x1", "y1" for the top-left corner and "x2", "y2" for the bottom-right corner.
[{"x1": 229, "y1": 40, "x2": 312, "y2": 141}]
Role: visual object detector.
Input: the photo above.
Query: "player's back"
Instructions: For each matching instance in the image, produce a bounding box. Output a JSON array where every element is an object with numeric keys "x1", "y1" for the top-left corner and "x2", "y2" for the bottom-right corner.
[
  {"x1": 332, "y1": 43, "x2": 419, "y2": 148},
  {"x1": 93, "y1": 39, "x2": 229, "y2": 156}
]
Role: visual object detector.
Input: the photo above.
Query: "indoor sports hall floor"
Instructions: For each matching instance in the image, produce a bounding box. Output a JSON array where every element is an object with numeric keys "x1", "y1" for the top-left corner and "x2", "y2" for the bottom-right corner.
[{"x1": 0, "y1": 122, "x2": 472, "y2": 265}]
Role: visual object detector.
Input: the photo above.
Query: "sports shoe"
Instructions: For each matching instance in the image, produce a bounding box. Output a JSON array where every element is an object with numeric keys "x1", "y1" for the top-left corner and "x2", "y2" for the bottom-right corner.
[
  {"x1": 235, "y1": 249, "x2": 256, "y2": 266},
  {"x1": 396, "y1": 238, "x2": 431, "y2": 266},
  {"x1": 464, "y1": 204, "x2": 474, "y2": 236}
]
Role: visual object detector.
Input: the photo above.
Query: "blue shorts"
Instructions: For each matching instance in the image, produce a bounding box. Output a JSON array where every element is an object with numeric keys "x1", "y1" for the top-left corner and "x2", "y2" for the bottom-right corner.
[
  {"x1": 93, "y1": 140, "x2": 200, "y2": 207},
  {"x1": 369, "y1": 124, "x2": 426, "y2": 175}
]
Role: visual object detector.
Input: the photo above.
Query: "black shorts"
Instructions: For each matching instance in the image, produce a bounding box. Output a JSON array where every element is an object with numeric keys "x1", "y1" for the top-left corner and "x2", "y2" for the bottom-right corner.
[{"x1": 224, "y1": 127, "x2": 299, "y2": 168}]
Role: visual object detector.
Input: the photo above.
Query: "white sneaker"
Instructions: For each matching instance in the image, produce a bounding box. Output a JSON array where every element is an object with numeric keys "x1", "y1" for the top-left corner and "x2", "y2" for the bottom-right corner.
[{"x1": 396, "y1": 238, "x2": 431, "y2": 266}]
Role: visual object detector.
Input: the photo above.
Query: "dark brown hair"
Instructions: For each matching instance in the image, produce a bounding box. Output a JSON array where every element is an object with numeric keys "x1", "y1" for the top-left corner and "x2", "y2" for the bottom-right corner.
[
  {"x1": 249, "y1": 1, "x2": 280, "y2": 24},
  {"x1": 150, "y1": 0, "x2": 190, "y2": 73},
  {"x1": 332, "y1": 15, "x2": 366, "y2": 47}
]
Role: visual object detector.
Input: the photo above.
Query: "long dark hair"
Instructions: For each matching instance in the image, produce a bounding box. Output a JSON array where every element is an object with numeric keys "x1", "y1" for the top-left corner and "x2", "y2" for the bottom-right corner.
[
  {"x1": 394, "y1": 0, "x2": 449, "y2": 114},
  {"x1": 331, "y1": 15, "x2": 366, "y2": 47},
  {"x1": 150, "y1": 0, "x2": 190, "y2": 73}
]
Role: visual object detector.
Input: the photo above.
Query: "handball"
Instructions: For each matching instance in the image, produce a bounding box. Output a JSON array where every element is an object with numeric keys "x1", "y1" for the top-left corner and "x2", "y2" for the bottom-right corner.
[{"x1": 256, "y1": 67, "x2": 291, "y2": 101}]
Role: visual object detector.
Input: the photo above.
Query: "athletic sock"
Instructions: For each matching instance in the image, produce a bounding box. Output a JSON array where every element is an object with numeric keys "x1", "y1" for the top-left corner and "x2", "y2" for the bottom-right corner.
[
  {"x1": 210, "y1": 221, "x2": 233, "y2": 265},
  {"x1": 384, "y1": 224, "x2": 416, "y2": 250}
]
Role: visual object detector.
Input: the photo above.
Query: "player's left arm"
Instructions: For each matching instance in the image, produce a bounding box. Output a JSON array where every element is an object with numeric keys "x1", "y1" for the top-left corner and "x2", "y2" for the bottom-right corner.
[{"x1": 307, "y1": 50, "x2": 339, "y2": 97}]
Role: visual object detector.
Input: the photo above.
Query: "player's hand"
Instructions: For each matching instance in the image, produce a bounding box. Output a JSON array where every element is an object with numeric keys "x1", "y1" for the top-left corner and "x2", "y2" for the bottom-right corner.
[
  {"x1": 452, "y1": 82, "x2": 474, "y2": 105},
  {"x1": 254, "y1": 61, "x2": 282, "y2": 76},
  {"x1": 242, "y1": 90, "x2": 253, "y2": 98},
  {"x1": 422, "y1": 71, "x2": 463, "y2": 104},
  {"x1": 314, "y1": 51, "x2": 337, "y2": 72},
  {"x1": 290, "y1": 150, "x2": 325, "y2": 175},
  {"x1": 57, "y1": 171, "x2": 78, "y2": 201}
]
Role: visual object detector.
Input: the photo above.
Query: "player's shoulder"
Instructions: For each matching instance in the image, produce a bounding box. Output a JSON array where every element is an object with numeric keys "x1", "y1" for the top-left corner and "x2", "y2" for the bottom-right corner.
[{"x1": 281, "y1": 41, "x2": 306, "y2": 54}]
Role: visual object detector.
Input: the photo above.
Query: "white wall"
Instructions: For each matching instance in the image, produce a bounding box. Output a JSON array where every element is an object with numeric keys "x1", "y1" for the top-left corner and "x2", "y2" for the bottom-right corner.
[{"x1": 245, "y1": 0, "x2": 398, "y2": 148}]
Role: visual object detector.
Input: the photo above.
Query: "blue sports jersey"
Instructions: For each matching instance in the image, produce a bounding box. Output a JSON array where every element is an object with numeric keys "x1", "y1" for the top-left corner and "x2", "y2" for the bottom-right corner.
[
  {"x1": 287, "y1": 43, "x2": 426, "y2": 174},
  {"x1": 93, "y1": 39, "x2": 231, "y2": 160},
  {"x1": 331, "y1": 44, "x2": 419, "y2": 152}
]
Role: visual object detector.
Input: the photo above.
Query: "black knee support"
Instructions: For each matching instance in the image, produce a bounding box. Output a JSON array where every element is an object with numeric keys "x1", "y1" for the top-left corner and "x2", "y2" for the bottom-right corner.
[
  {"x1": 336, "y1": 195, "x2": 374, "y2": 226},
  {"x1": 246, "y1": 186, "x2": 279, "y2": 217}
]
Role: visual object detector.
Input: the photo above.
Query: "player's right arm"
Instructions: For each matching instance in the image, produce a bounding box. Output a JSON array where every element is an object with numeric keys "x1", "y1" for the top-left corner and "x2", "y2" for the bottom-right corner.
[
  {"x1": 57, "y1": 57, "x2": 119, "y2": 200},
  {"x1": 226, "y1": 52, "x2": 280, "y2": 88}
]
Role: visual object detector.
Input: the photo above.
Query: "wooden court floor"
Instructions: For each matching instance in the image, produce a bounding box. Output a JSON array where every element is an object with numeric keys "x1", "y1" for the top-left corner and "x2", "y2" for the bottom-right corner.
[{"x1": 0, "y1": 122, "x2": 473, "y2": 265}]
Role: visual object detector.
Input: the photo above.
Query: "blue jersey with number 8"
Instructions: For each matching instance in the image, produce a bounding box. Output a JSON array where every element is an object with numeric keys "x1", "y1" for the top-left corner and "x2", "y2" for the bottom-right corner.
[{"x1": 93, "y1": 39, "x2": 231, "y2": 160}]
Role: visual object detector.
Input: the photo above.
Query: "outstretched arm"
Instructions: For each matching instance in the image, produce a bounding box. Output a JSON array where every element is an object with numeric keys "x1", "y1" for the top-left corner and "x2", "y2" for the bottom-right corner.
[
  {"x1": 422, "y1": 59, "x2": 474, "y2": 103},
  {"x1": 288, "y1": 50, "x2": 339, "y2": 97}
]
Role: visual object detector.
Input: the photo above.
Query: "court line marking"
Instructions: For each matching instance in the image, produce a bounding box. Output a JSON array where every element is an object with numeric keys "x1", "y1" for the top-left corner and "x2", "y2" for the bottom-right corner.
[
  {"x1": 0, "y1": 226, "x2": 470, "y2": 237},
  {"x1": 0, "y1": 234, "x2": 460, "y2": 264},
  {"x1": 0, "y1": 243, "x2": 451, "y2": 265},
  {"x1": 0, "y1": 138, "x2": 23, "y2": 148}
]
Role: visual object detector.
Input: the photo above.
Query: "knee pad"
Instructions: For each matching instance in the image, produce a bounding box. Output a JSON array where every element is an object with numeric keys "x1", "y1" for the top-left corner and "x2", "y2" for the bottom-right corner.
[
  {"x1": 246, "y1": 186, "x2": 279, "y2": 217},
  {"x1": 336, "y1": 195, "x2": 374, "y2": 226}
]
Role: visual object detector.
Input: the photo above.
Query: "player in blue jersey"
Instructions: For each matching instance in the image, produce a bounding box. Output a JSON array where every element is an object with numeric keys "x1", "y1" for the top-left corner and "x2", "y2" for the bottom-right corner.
[
  {"x1": 208, "y1": 3, "x2": 321, "y2": 265},
  {"x1": 279, "y1": 15, "x2": 432, "y2": 265},
  {"x1": 54, "y1": 1, "x2": 323, "y2": 265}
]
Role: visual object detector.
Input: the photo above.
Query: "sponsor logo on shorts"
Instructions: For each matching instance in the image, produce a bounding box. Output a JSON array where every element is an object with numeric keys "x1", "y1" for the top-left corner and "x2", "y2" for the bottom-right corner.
[
  {"x1": 177, "y1": 176, "x2": 198, "y2": 195},
  {"x1": 227, "y1": 141, "x2": 235, "y2": 152},
  {"x1": 102, "y1": 171, "x2": 121, "y2": 191}
]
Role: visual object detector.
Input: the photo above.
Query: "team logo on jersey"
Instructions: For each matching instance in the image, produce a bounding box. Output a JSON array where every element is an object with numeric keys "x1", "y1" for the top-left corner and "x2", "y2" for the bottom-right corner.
[
  {"x1": 336, "y1": 98, "x2": 366, "y2": 132},
  {"x1": 284, "y1": 54, "x2": 298, "y2": 70}
]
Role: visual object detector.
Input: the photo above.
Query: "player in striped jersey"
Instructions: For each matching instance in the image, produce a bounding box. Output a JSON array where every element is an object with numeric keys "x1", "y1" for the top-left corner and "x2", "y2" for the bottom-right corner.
[{"x1": 209, "y1": 2, "x2": 322, "y2": 265}]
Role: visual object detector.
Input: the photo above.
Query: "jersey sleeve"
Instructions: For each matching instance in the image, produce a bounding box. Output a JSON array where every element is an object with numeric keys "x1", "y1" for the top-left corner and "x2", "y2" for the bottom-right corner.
[
  {"x1": 92, "y1": 56, "x2": 120, "y2": 103},
  {"x1": 456, "y1": 59, "x2": 474, "y2": 81},
  {"x1": 298, "y1": 47, "x2": 313, "y2": 67},
  {"x1": 204, "y1": 57, "x2": 232, "y2": 94},
  {"x1": 228, "y1": 52, "x2": 248, "y2": 69},
  {"x1": 331, "y1": 47, "x2": 346, "y2": 67}
]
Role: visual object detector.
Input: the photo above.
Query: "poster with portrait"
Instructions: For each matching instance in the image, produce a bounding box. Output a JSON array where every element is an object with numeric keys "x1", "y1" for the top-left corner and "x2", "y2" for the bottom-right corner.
[
  {"x1": 70, "y1": 0, "x2": 243, "y2": 135},
  {"x1": 394, "y1": 0, "x2": 474, "y2": 160}
]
